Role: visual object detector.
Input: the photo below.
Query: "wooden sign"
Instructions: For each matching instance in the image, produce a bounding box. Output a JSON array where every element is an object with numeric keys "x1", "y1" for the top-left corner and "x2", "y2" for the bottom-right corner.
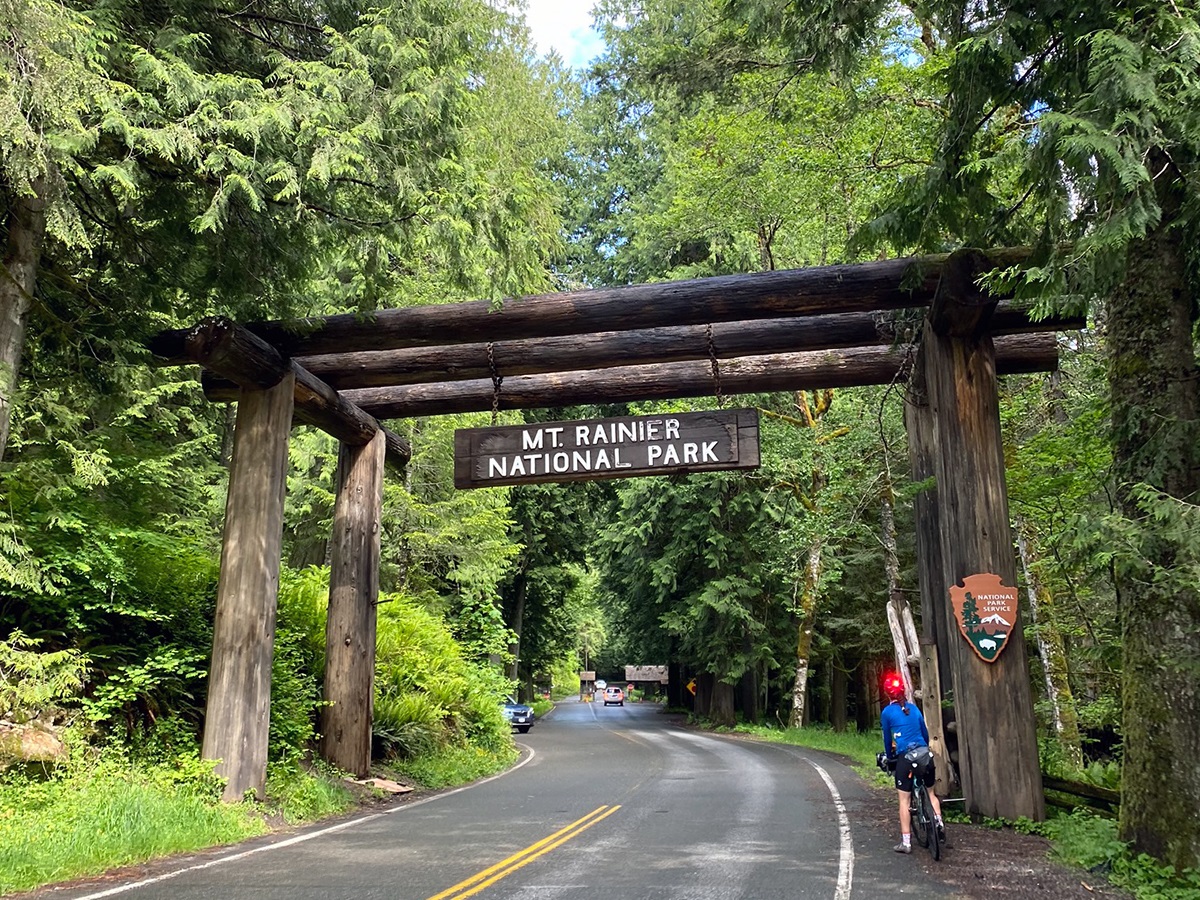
[
  {"x1": 949, "y1": 573, "x2": 1019, "y2": 663},
  {"x1": 454, "y1": 408, "x2": 759, "y2": 489}
]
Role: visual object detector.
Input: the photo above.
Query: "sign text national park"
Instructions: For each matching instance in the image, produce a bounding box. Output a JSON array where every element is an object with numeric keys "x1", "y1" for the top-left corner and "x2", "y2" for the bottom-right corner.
[{"x1": 454, "y1": 409, "x2": 759, "y2": 489}]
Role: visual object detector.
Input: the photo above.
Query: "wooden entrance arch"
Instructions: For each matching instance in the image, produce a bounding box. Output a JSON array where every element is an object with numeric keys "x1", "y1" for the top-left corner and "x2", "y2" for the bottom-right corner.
[{"x1": 151, "y1": 248, "x2": 1068, "y2": 819}]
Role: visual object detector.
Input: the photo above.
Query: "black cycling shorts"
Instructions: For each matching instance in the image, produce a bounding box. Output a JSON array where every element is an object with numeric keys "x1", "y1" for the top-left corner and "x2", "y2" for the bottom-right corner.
[{"x1": 893, "y1": 745, "x2": 935, "y2": 792}]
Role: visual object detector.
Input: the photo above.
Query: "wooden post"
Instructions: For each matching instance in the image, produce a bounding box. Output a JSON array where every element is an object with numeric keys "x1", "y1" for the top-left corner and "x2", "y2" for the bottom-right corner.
[
  {"x1": 905, "y1": 350, "x2": 951, "y2": 674},
  {"x1": 919, "y1": 640, "x2": 955, "y2": 796},
  {"x1": 923, "y1": 250, "x2": 1044, "y2": 821},
  {"x1": 904, "y1": 349, "x2": 957, "y2": 789},
  {"x1": 320, "y1": 431, "x2": 386, "y2": 777},
  {"x1": 202, "y1": 373, "x2": 295, "y2": 801}
]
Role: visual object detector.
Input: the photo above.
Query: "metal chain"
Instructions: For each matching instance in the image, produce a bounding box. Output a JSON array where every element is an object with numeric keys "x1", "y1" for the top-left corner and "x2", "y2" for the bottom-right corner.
[
  {"x1": 706, "y1": 323, "x2": 724, "y2": 408},
  {"x1": 487, "y1": 342, "x2": 503, "y2": 425}
]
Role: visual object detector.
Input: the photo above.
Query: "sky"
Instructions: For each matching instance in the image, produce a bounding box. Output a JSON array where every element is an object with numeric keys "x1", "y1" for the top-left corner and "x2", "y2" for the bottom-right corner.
[{"x1": 517, "y1": 0, "x2": 605, "y2": 68}]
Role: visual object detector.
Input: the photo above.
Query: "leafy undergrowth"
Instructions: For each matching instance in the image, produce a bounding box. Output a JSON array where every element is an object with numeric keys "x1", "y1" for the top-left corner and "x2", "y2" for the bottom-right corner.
[{"x1": 1043, "y1": 811, "x2": 1200, "y2": 900}]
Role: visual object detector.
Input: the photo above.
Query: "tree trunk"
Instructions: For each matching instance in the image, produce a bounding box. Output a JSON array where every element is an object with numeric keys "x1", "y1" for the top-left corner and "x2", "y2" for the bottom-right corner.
[
  {"x1": 830, "y1": 664, "x2": 848, "y2": 732},
  {"x1": 711, "y1": 680, "x2": 736, "y2": 727},
  {"x1": 1108, "y1": 158, "x2": 1200, "y2": 869},
  {"x1": 788, "y1": 539, "x2": 822, "y2": 728},
  {"x1": 507, "y1": 572, "x2": 528, "y2": 685},
  {"x1": 0, "y1": 183, "x2": 47, "y2": 462},
  {"x1": 922, "y1": 250, "x2": 1044, "y2": 822},
  {"x1": 695, "y1": 672, "x2": 714, "y2": 718},
  {"x1": 202, "y1": 375, "x2": 295, "y2": 801},
  {"x1": 740, "y1": 628, "x2": 760, "y2": 723},
  {"x1": 1015, "y1": 518, "x2": 1083, "y2": 769},
  {"x1": 859, "y1": 657, "x2": 886, "y2": 732}
]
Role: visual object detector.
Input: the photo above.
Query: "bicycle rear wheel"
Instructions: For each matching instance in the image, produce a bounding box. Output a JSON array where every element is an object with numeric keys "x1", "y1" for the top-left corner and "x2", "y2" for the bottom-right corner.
[
  {"x1": 931, "y1": 812, "x2": 943, "y2": 861},
  {"x1": 910, "y1": 786, "x2": 931, "y2": 849}
]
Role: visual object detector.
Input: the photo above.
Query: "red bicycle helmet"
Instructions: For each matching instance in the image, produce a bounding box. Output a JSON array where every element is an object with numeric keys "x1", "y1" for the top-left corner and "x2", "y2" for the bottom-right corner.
[{"x1": 883, "y1": 671, "x2": 905, "y2": 700}]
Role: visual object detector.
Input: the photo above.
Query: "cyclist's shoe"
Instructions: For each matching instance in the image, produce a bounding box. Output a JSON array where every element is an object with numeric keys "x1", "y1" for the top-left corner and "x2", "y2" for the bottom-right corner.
[
  {"x1": 893, "y1": 842, "x2": 912, "y2": 854},
  {"x1": 936, "y1": 822, "x2": 946, "y2": 840}
]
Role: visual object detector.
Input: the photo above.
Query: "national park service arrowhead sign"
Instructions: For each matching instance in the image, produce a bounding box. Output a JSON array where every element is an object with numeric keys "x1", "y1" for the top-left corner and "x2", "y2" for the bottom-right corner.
[{"x1": 949, "y1": 573, "x2": 1019, "y2": 663}]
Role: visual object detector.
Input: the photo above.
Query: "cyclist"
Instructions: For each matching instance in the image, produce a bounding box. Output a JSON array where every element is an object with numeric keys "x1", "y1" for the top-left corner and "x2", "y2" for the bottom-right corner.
[{"x1": 880, "y1": 672, "x2": 944, "y2": 854}]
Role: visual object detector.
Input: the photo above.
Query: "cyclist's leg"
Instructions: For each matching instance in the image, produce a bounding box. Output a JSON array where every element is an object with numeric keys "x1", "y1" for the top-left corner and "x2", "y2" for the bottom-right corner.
[
  {"x1": 896, "y1": 788, "x2": 911, "y2": 836},
  {"x1": 923, "y1": 760, "x2": 945, "y2": 829},
  {"x1": 894, "y1": 762, "x2": 915, "y2": 852}
]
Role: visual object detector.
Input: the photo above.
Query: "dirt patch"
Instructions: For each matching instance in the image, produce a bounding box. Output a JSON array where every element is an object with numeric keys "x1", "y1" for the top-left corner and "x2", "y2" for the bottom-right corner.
[{"x1": 856, "y1": 784, "x2": 1133, "y2": 899}]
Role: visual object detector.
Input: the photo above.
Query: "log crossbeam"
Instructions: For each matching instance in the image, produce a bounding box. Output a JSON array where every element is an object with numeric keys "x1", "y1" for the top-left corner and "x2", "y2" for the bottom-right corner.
[
  {"x1": 196, "y1": 301, "x2": 1078, "y2": 393},
  {"x1": 149, "y1": 249, "x2": 1036, "y2": 364},
  {"x1": 203, "y1": 332, "x2": 1059, "y2": 418},
  {"x1": 180, "y1": 318, "x2": 410, "y2": 469}
]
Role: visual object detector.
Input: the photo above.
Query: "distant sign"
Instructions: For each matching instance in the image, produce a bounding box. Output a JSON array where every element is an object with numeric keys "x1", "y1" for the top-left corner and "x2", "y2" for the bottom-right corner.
[
  {"x1": 950, "y1": 573, "x2": 1019, "y2": 663},
  {"x1": 454, "y1": 409, "x2": 759, "y2": 489},
  {"x1": 625, "y1": 665, "x2": 669, "y2": 684}
]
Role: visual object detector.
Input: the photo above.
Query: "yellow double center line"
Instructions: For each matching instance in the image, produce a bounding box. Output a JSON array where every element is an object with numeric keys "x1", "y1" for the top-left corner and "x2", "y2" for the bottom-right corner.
[{"x1": 425, "y1": 805, "x2": 621, "y2": 900}]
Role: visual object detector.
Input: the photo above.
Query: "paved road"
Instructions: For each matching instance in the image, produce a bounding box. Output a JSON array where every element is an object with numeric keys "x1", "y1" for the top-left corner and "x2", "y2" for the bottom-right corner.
[{"x1": 48, "y1": 699, "x2": 957, "y2": 899}]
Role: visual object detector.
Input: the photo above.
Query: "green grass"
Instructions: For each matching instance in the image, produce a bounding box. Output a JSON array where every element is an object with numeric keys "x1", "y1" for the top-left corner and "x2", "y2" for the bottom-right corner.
[
  {"x1": 727, "y1": 722, "x2": 884, "y2": 775},
  {"x1": 0, "y1": 764, "x2": 267, "y2": 896},
  {"x1": 388, "y1": 743, "x2": 519, "y2": 790},
  {"x1": 0, "y1": 739, "x2": 521, "y2": 897},
  {"x1": 263, "y1": 761, "x2": 357, "y2": 825}
]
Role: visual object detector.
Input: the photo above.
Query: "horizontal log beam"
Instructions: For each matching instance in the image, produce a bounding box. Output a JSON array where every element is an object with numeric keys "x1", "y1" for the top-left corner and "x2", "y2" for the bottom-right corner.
[
  {"x1": 184, "y1": 318, "x2": 410, "y2": 468},
  {"x1": 295, "y1": 302, "x2": 1074, "y2": 390},
  {"x1": 151, "y1": 249, "x2": 1031, "y2": 362},
  {"x1": 199, "y1": 303, "x2": 1078, "y2": 394},
  {"x1": 208, "y1": 333, "x2": 1055, "y2": 419}
]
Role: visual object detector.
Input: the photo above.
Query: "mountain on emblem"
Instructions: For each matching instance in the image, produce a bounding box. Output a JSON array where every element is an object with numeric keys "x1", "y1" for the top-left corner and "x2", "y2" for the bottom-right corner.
[{"x1": 949, "y1": 573, "x2": 1019, "y2": 663}]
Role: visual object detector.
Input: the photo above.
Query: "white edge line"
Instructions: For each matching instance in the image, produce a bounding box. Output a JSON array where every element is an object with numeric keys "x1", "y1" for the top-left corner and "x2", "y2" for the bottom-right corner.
[
  {"x1": 64, "y1": 746, "x2": 538, "y2": 900},
  {"x1": 807, "y1": 759, "x2": 855, "y2": 900}
]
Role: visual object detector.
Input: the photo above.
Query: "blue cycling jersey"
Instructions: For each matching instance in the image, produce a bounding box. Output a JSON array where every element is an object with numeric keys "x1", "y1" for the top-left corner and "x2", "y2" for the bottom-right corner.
[{"x1": 881, "y1": 700, "x2": 930, "y2": 759}]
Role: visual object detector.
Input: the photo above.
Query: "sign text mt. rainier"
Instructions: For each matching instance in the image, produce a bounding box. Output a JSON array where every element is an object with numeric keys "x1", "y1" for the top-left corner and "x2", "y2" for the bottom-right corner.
[{"x1": 454, "y1": 409, "x2": 760, "y2": 488}]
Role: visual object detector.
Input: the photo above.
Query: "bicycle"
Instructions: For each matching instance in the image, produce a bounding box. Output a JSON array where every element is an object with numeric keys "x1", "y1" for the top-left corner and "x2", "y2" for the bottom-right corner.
[
  {"x1": 878, "y1": 747, "x2": 944, "y2": 861},
  {"x1": 912, "y1": 763, "x2": 940, "y2": 864}
]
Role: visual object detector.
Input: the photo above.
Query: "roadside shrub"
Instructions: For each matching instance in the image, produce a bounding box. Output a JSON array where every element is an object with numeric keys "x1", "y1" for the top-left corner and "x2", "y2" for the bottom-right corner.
[
  {"x1": 373, "y1": 693, "x2": 445, "y2": 759},
  {"x1": 268, "y1": 567, "x2": 333, "y2": 764},
  {"x1": 373, "y1": 593, "x2": 512, "y2": 759},
  {"x1": 0, "y1": 631, "x2": 88, "y2": 724}
]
